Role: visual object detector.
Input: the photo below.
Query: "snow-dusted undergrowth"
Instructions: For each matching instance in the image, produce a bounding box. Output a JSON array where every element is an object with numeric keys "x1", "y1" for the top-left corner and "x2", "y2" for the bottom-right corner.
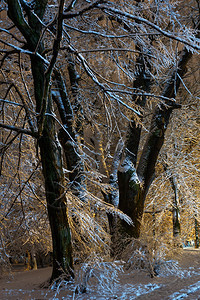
[
  {"x1": 74, "y1": 253, "x2": 124, "y2": 295},
  {"x1": 156, "y1": 260, "x2": 200, "y2": 278},
  {"x1": 48, "y1": 251, "x2": 200, "y2": 299},
  {"x1": 48, "y1": 254, "x2": 163, "y2": 299}
]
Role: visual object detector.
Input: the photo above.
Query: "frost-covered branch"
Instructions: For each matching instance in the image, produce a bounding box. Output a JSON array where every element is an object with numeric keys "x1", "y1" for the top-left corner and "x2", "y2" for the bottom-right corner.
[
  {"x1": 0, "y1": 39, "x2": 50, "y2": 64},
  {"x1": 64, "y1": 24, "x2": 160, "y2": 38},
  {"x1": 98, "y1": 4, "x2": 200, "y2": 51}
]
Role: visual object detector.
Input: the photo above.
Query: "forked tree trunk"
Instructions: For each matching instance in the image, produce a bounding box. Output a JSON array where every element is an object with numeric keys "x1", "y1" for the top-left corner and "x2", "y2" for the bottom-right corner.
[
  {"x1": 116, "y1": 38, "x2": 152, "y2": 244},
  {"x1": 116, "y1": 47, "x2": 192, "y2": 246}
]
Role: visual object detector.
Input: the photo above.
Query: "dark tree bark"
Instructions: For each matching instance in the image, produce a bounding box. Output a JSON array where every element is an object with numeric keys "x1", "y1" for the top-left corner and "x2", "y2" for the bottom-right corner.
[
  {"x1": 116, "y1": 42, "x2": 152, "y2": 241},
  {"x1": 7, "y1": 0, "x2": 74, "y2": 281},
  {"x1": 39, "y1": 105, "x2": 74, "y2": 280}
]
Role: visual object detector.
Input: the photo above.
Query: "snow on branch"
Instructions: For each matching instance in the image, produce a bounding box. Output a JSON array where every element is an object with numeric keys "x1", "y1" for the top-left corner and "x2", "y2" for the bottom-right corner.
[
  {"x1": 98, "y1": 4, "x2": 200, "y2": 52},
  {"x1": 0, "y1": 99, "x2": 23, "y2": 107},
  {"x1": 0, "y1": 39, "x2": 50, "y2": 65},
  {"x1": 64, "y1": 23, "x2": 160, "y2": 38}
]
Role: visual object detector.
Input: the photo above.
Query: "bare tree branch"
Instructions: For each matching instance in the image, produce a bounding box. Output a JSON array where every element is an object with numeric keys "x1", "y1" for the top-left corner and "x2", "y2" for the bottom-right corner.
[
  {"x1": 0, "y1": 123, "x2": 38, "y2": 137},
  {"x1": 0, "y1": 99, "x2": 23, "y2": 107}
]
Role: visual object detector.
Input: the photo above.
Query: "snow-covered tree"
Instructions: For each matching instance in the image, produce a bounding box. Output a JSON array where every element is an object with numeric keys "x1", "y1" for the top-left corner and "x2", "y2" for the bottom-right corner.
[{"x1": 0, "y1": 0, "x2": 199, "y2": 281}]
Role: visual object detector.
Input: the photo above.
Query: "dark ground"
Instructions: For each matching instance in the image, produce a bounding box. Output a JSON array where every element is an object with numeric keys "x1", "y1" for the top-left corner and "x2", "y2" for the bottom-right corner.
[{"x1": 0, "y1": 248, "x2": 200, "y2": 299}]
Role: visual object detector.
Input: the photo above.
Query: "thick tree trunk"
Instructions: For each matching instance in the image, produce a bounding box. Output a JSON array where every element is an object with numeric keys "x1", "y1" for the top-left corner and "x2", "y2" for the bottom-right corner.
[
  {"x1": 116, "y1": 41, "x2": 151, "y2": 244},
  {"x1": 118, "y1": 157, "x2": 144, "y2": 239},
  {"x1": 7, "y1": 1, "x2": 74, "y2": 282},
  {"x1": 117, "y1": 47, "x2": 192, "y2": 244},
  {"x1": 25, "y1": 250, "x2": 32, "y2": 271},
  {"x1": 39, "y1": 109, "x2": 74, "y2": 281},
  {"x1": 32, "y1": 253, "x2": 38, "y2": 270},
  {"x1": 104, "y1": 6, "x2": 152, "y2": 244},
  {"x1": 31, "y1": 55, "x2": 75, "y2": 282}
]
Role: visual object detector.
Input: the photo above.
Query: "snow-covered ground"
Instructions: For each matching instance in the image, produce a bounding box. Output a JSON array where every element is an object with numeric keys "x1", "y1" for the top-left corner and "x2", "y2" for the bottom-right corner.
[{"x1": 0, "y1": 249, "x2": 200, "y2": 299}]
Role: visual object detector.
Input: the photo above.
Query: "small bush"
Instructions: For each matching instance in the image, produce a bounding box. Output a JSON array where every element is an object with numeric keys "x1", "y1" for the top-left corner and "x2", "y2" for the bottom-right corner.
[{"x1": 75, "y1": 253, "x2": 123, "y2": 296}]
